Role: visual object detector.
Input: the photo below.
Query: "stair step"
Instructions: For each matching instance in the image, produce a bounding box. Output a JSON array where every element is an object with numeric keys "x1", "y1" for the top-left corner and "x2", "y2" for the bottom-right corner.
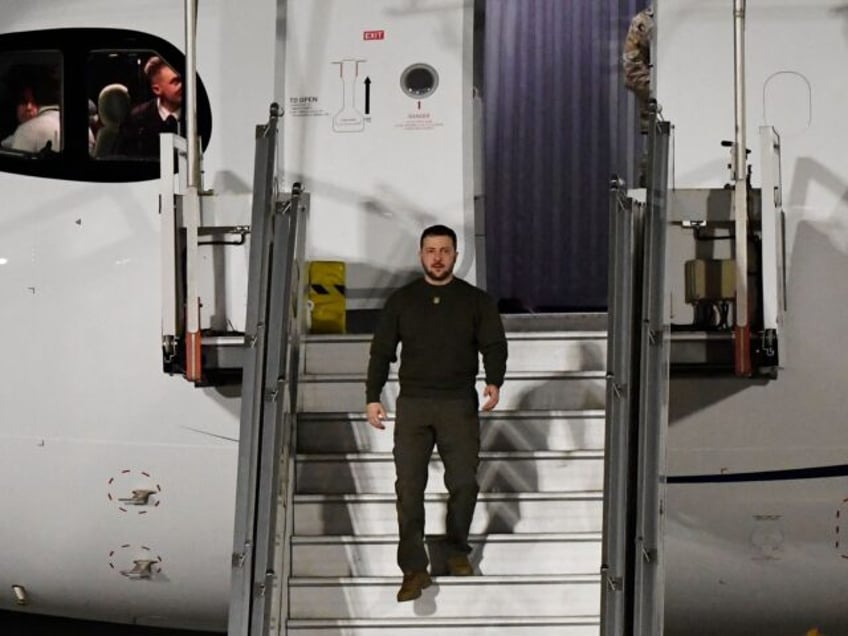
[
  {"x1": 288, "y1": 574, "x2": 601, "y2": 619},
  {"x1": 496, "y1": 332, "x2": 607, "y2": 372},
  {"x1": 294, "y1": 491, "x2": 603, "y2": 535},
  {"x1": 288, "y1": 616, "x2": 599, "y2": 635},
  {"x1": 297, "y1": 410, "x2": 605, "y2": 453},
  {"x1": 288, "y1": 618, "x2": 598, "y2": 636},
  {"x1": 303, "y1": 332, "x2": 607, "y2": 375},
  {"x1": 298, "y1": 373, "x2": 606, "y2": 413},
  {"x1": 295, "y1": 451, "x2": 604, "y2": 494},
  {"x1": 290, "y1": 532, "x2": 601, "y2": 577},
  {"x1": 286, "y1": 319, "x2": 607, "y2": 630}
]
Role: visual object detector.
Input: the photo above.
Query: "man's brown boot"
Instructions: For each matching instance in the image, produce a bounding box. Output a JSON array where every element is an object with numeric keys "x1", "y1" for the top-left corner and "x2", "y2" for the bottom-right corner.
[
  {"x1": 396, "y1": 570, "x2": 432, "y2": 602},
  {"x1": 447, "y1": 554, "x2": 474, "y2": 576}
]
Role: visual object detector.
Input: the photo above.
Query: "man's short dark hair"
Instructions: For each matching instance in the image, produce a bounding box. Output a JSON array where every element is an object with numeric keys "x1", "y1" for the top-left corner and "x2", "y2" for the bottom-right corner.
[
  {"x1": 143, "y1": 56, "x2": 169, "y2": 83},
  {"x1": 420, "y1": 224, "x2": 457, "y2": 249}
]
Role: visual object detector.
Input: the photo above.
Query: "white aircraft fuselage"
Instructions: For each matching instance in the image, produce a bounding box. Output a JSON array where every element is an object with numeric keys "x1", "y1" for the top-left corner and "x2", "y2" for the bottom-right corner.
[{"x1": 1, "y1": 1, "x2": 847, "y2": 634}]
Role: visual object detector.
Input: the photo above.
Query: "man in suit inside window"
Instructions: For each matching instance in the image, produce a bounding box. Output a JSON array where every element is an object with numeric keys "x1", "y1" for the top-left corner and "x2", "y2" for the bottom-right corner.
[{"x1": 120, "y1": 55, "x2": 182, "y2": 158}]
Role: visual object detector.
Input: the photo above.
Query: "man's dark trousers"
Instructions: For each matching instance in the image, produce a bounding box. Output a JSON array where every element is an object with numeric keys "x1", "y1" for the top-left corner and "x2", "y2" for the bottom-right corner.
[{"x1": 393, "y1": 395, "x2": 480, "y2": 573}]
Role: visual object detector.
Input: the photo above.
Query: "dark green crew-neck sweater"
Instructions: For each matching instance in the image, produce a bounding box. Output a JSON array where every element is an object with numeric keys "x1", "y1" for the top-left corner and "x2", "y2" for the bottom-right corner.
[{"x1": 366, "y1": 277, "x2": 507, "y2": 403}]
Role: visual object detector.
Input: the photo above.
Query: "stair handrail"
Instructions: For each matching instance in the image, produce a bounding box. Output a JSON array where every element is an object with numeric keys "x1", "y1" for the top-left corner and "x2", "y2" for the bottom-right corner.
[
  {"x1": 601, "y1": 108, "x2": 671, "y2": 636},
  {"x1": 228, "y1": 103, "x2": 309, "y2": 636}
]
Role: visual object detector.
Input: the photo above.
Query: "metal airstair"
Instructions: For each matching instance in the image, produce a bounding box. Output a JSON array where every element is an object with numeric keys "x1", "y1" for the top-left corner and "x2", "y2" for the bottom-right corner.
[
  {"x1": 286, "y1": 318, "x2": 607, "y2": 635},
  {"x1": 225, "y1": 107, "x2": 611, "y2": 636}
]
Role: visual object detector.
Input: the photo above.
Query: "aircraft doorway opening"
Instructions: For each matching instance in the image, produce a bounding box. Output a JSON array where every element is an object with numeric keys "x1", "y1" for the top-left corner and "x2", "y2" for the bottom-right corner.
[{"x1": 477, "y1": 0, "x2": 647, "y2": 312}]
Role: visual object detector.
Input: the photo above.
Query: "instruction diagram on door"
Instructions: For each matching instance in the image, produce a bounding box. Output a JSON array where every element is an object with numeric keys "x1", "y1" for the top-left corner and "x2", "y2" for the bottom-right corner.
[{"x1": 332, "y1": 58, "x2": 369, "y2": 133}]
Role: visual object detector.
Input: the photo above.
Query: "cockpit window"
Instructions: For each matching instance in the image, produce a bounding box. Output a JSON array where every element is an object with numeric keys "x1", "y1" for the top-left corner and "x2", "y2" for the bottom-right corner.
[
  {"x1": 0, "y1": 29, "x2": 212, "y2": 182},
  {"x1": 0, "y1": 51, "x2": 63, "y2": 155}
]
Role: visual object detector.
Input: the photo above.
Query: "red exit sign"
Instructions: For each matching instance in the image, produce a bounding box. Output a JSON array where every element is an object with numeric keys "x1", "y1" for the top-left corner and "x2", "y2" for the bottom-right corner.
[{"x1": 363, "y1": 30, "x2": 385, "y2": 41}]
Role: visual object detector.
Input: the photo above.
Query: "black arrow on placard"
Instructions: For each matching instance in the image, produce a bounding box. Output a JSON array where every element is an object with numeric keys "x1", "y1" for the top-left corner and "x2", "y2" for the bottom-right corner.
[{"x1": 364, "y1": 76, "x2": 371, "y2": 114}]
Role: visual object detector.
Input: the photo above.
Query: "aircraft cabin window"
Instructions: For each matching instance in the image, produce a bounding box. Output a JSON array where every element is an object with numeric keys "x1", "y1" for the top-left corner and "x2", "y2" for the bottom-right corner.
[
  {"x1": 0, "y1": 51, "x2": 63, "y2": 156},
  {"x1": 0, "y1": 29, "x2": 212, "y2": 182},
  {"x1": 87, "y1": 50, "x2": 211, "y2": 161}
]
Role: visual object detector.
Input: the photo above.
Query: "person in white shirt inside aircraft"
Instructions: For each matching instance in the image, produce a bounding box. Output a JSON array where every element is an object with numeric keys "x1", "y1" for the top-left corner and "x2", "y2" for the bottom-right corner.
[
  {"x1": 2, "y1": 65, "x2": 61, "y2": 154},
  {"x1": 1, "y1": 84, "x2": 37, "y2": 148}
]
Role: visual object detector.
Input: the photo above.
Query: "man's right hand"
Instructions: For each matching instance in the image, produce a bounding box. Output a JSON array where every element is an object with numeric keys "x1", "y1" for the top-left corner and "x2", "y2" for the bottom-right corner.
[{"x1": 366, "y1": 402, "x2": 387, "y2": 430}]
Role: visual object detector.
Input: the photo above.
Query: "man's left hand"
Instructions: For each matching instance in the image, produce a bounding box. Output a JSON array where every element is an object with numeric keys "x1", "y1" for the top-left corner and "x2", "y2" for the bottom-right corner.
[{"x1": 481, "y1": 384, "x2": 500, "y2": 411}]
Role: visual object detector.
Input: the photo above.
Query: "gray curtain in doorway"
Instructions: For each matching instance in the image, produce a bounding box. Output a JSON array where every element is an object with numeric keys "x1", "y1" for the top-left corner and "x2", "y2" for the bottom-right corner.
[{"x1": 483, "y1": 0, "x2": 647, "y2": 311}]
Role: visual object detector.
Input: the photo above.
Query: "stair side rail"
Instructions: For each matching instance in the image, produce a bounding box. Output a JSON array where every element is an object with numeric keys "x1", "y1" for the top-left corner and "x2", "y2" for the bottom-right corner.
[
  {"x1": 228, "y1": 103, "x2": 310, "y2": 636},
  {"x1": 253, "y1": 183, "x2": 308, "y2": 635},
  {"x1": 632, "y1": 112, "x2": 672, "y2": 636},
  {"x1": 601, "y1": 178, "x2": 646, "y2": 635}
]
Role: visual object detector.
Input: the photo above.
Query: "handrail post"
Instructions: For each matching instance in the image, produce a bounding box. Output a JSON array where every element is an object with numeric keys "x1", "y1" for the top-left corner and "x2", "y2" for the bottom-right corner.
[
  {"x1": 184, "y1": 0, "x2": 200, "y2": 189},
  {"x1": 732, "y1": 0, "x2": 751, "y2": 376}
]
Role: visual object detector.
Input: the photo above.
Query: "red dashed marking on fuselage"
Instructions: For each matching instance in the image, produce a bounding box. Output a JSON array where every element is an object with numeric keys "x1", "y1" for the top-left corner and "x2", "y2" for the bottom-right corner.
[{"x1": 107, "y1": 470, "x2": 163, "y2": 513}]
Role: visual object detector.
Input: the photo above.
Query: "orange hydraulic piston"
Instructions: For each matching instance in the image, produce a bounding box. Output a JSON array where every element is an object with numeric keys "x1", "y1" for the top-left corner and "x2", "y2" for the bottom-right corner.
[
  {"x1": 186, "y1": 330, "x2": 202, "y2": 383},
  {"x1": 734, "y1": 324, "x2": 752, "y2": 377}
]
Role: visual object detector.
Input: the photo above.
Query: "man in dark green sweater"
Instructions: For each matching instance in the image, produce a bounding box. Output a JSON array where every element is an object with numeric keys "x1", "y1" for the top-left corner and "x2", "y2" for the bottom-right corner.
[{"x1": 365, "y1": 224, "x2": 507, "y2": 602}]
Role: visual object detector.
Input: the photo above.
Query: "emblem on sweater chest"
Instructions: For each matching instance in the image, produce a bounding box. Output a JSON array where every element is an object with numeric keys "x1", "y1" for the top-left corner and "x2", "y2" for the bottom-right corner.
[{"x1": 432, "y1": 296, "x2": 440, "y2": 304}]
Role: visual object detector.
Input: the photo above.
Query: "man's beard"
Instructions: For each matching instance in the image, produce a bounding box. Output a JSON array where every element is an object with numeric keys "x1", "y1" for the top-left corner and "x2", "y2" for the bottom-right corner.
[{"x1": 423, "y1": 263, "x2": 453, "y2": 281}]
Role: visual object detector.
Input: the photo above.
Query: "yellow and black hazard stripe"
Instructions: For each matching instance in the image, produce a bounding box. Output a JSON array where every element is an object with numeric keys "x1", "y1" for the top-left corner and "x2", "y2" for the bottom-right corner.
[
  {"x1": 309, "y1": 283, "x2": 346, "y2": 297},
  {"x1": 308, "y1": 261, "x2": 347, "y2": 334}
]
